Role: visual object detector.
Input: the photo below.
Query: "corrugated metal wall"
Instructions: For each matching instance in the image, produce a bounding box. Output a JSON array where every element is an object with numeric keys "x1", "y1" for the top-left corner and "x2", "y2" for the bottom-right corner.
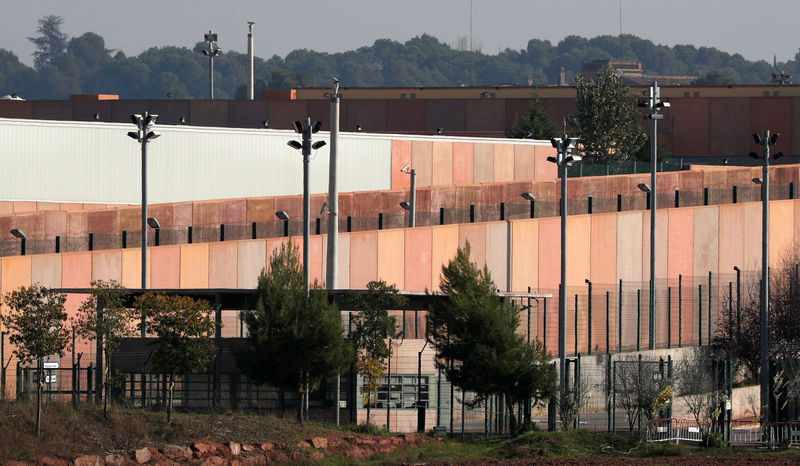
[{"x1": 0, "y1": 118, "x2": 393, "y2": 204}]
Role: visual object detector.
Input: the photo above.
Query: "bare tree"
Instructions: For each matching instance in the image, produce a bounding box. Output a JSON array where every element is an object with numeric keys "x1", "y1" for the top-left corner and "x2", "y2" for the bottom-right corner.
[
  {"x1": 614, "y1": 356, "x2": 672, "y2": 435},
  {"x1": 676, "y1": 348, "x2": 725, "y2": 446}
]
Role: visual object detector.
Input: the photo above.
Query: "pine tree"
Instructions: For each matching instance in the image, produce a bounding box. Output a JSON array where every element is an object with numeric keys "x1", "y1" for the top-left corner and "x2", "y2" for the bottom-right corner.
[
  {"x1": 505, "y1": 94, "x2": 558, "y2": 140},
  {"x1": 238, "y1": 242, "x2": 352, "y2": 423}
]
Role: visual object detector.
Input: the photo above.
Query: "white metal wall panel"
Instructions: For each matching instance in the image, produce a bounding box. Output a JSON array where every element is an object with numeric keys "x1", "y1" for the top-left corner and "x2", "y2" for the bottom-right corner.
[{"x1": 0, "y1": 119, "x2": 393, "y2": 204}]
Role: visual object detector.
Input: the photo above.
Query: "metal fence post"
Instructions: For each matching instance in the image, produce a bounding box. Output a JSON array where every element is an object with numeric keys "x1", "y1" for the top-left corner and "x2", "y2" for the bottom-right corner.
[
  {"x1": 636, "y1": 289, "x2": 641, "y2": 351},
  {"x1": 678, "y1": 274, "x2": 683, "y2": 347},
  {"x1": 667, "y1": 286, "x2": 672, "y2": 349},
  {"x1": 605, "y1": 291, "x2": 610, "y2": 354},
  {"x1": 698, "y1": 283, "x2": 703, "y2": 346},
  {"x1": 574, "y1": 294, "x2": 579, "y2": 355},
  {"x1": 586, "y1": 280, "x2": 592, "y2": 355},
  {"x1": 708, "y1": 271, "x2": 713, "y2": 345},
  {"x1": 618, "y1": 280, "x2": 623, "y2": 352}
]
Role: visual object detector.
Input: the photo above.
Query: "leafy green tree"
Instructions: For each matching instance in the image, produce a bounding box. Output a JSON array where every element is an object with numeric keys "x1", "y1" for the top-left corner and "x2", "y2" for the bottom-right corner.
[
  {"x1": 1, "y1": 285, "x2": 69, "y2": 437},
  {"x1": 73, "y1": 280, "x2": 133, "y2": 415},
  {"x1": 427, "y1": 243, "x2": 556, "y2": 435},
  {"x1": 571, "y1": 69, "x2": 647, "y2": 163},
  {"x1": 238, "y1": 242, "x2": 352, "y2": 423},
  {"x1": 345, "y1": 280, "x2": 407, "y2": 425},
  {"x1": 136, "y1": 293, "x2": 217, "y2": 423},
  {"x1": 505, "y1": 94, "x2": 559, "y2": 140},
  {"x1": 28, "y1": 15, "x2": 68, "y2": 70}
]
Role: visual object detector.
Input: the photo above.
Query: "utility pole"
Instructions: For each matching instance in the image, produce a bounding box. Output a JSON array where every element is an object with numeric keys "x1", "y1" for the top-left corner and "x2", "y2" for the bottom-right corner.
[{"x1": 202, "y1": 31, "x2": 221, "y2": 99}]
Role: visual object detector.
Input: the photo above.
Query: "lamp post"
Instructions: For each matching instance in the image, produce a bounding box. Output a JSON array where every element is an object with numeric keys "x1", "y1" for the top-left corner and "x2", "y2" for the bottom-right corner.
[
  {"x1": 127, "y1": 112, "x2": 160, "y2": 337},
  {"x1": 246, "y1": 22, "x2": 255, "y2": 100},
  {"x1": 324, "y1": 79, "x2": 341, "y2": 291},
  {"x1": 287, "y1": 118, "x2": 326, "y2": 295},
  {"x1": 201, "y1": 31, "x2": 221, "y2": 100},
  {"x1": 749, "y1": 130, "x2": 783, "y2": 424},
  {"x1": 276, "y1": 211, "x2": 290, "y2": 237},
  {"x1": 147, "y1": 217, "x2": 161, "y2": 246},
  {"x1": 400, "y1": 165, "x2": 416, "y2": 227},
  {"x1": 10, "y1": 229, "x2": 26, "y2": 256},
  {"x1": 638, "y1": 82, "x2": 669, "y2": 350},
  {"x1": 521, "y1": 192, "x2": 536, "y2": 218},
  {"x1": 547, "y1": 129, "x2": 579, "y2": 414}
]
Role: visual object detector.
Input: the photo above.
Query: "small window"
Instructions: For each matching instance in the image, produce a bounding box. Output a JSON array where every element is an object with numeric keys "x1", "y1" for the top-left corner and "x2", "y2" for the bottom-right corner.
[
  {"x1": 773, "y1": 91, "x2": 780, "y2": 97},
  {"x1": 410, "y1": 93, "x2": 417, "y2": 99},
  {"x1": 693, "y1": 91, "x2": 700, "y2": 98},
  {"x1": 763, "y1": 91, "x2": 770, "y2": 97},
  {"x1": 683, "y1": 91, "x2": 690, "y2": 98},
  {"x1": 400, "y1": 93, "x2": 407, "y2": 99}
]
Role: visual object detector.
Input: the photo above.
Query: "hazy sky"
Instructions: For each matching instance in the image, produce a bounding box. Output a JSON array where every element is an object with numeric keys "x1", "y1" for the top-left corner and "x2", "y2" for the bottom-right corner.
[{"x1": 5, "y1": 0, "x2": 798, "y2": 67}]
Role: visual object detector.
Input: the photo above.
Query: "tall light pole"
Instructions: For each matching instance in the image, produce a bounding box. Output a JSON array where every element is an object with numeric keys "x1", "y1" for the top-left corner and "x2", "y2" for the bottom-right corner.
[
  {"x1": 399, "y1": 165, "x2": 416, "y2": 227},
  {"x1": 547, "y1": 128, "x2": 579, "y2": 413},
  {"x1": 287, "y1": 118, "x2": 326, "y2": 295},
  {"x1": 324, "y1": 79, "x2": 341, "y2": 290},
  {"x1": 246, "y1": 22, "x2": 255, "y2": 100},
  {"x1": 749, "y1": 131, "x2": 783, "y2": 424},
  {"x1": 202, "y1": 31, "x2": 221, "y2": 100},
  {"x1": 638, "y1": 81, "x2": 669, "y2": 350},
  {"x1": 127, "y1": 112, "x2": 160, "y2": 337}
]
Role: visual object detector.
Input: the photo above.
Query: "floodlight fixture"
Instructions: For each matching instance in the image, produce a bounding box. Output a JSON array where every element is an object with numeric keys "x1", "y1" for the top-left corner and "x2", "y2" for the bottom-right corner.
[
  {"x1": 275, "y1": 211, "x2": 290, "y2": 221},
  {"x1": 146, "y1": 217, "x2": 161, "y2": 229},
  {"x1": 312, "y1": 140, "x2": 326, "y2": 150},
  {"x1": 753, "y1": 133, "x2": 762, "y2": 145},
  {"x1": 312, "y1": 120, "x2": 322, "y2": 133},
  {"x1": 752, "y1": 177, "x2": 763, "y2": 184},
  {"x1": 10, "y1": 229, "x2": 26, "y2": 239},
  {"x1": 770, "y1": 133, "x2": 780, "y2": 145},
  {"x1": 547, "y1": 156, "x2": 558, "y2": 164},
  {"x1": 356, "y1": 124, "x2": 363, "y2": 132},
  {"x1": 262, "y1": 120, "x2": 269, "y2": 127},
  {"x1": 127, "y1": 131, "x2": 139, "y2": 140},
  {"x1": 400, "y1": 201, "x2": 411, "y2": 211},
  {"x1": 637, "y1": 183, "x2": 652, "y2": 193},
  {"x1": 287, "y1": 140, "x2": 302, "y2": 150},
  {"x1": 179, "y1": 116, "x2": 187, "y2": 125},
  {"x1": 436, "y1": 127, "x2": 444, "y2": 134},
  {"x1": 773, "y1": 152, "x2": 784, "y2": 160},
  {"x1": 145, "y1": 131, "x2": 160, "y2": 140},
  {"x1": 749, "y1": 151, "x2": 760, "y2": 160},
  {"x1": 521, "y1": 192, "x2": 536, "y2": 202},
  {"x1": 292, "y1": 120, "x2": 303, "y2": 133},
  {"x1": 400, "y1": 164, "x2": 410, "y2": 173}
]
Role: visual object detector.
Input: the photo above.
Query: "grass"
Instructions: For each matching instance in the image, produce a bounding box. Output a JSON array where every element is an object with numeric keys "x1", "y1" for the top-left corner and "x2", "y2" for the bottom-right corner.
[{"x1": 2, "y1": 401, "x2": 800, "y2": 464}]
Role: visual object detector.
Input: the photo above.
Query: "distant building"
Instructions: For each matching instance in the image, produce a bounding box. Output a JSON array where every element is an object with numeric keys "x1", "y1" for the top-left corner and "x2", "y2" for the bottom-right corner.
[{"x1": 580, "y1": 59, "x2": 697, "y2": 86}]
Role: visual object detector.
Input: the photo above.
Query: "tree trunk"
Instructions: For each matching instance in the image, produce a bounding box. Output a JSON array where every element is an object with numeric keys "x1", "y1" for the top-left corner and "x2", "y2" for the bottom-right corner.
[
  {"x1": 36, "y1": 362, "x2": 43, "y2": 438},
  {"x1": 102, "y1": 347, "x2": 108, "y2": 417},
  {"x1": 167, "y1": 373, "x2": 174, "y2": 424},
  {"x1": 505, "y1": 394, "x2": 518, "y2": 437},
  {"x1": 296, "y1": 372, "x2": 304, "y2": 424}
]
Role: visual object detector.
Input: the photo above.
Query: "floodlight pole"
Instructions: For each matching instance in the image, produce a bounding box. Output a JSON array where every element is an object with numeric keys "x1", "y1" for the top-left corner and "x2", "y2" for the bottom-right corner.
[
  {"x1": 202, "y1": 31, "x2": 221, "y2": 100},
  {"x1": 302, "y1": 118, "x2": 311, "y2": 295},
  {"x1": 247, "y1": 23, "x2": 255, "y2": 100},
  {"x1": 642, "y1": 81, "x2": 668, "y2": 350},
  {"x1": 757, "y1": 130, "x2": 771, "y2": 425},
  {"x1": 548, "y1": 128, "x2": 579, "y2": 417}
]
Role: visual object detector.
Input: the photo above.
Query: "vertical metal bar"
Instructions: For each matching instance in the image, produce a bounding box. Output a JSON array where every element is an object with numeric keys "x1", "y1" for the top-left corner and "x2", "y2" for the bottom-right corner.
[
  {"x1": 678, "y1": 274, "x2": 683, "y2": 347},
  {"x1": 698, "y1": 283, "x2": 703, "y2": 346},
  {"x1": 605, "y1": 291, "x2": 610, "y2": 354},
  {"x1": 667, "y1": 287, "x2": 672, "y2": 349},
  {"x1": 636, "y1": 288, "x2": 641, "y2": 351},
  {"x1": 618, "y1": 279, "x2": 623, "y2": 352},
  {"x1": 708, "y1": 271, "x2": 713, "y2": 345}
]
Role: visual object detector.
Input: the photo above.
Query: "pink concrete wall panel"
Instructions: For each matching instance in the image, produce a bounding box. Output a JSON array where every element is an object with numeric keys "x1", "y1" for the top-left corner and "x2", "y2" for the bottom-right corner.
[
  {"x1": 219, "y1": 199, "x2": 246, "y2": 224},
  {"x1": 481, "y1": 183, "x2": 507, "y2": 204},
  {"x1": 87, "y1": 210, "x2": 118, "y2": 235},
  {"x1": 666, "y1": 209, "x2": 693, "y2": 280},
  {"x1": 12, "y1": 202, "x2": 36, "y2": 214},
  {"x1": 616, "y1": 212, "x2": 643, "y2": 282},
  {"x1": 246, "y1": 198, "x2": 275, "y2": 224},
  {"x1": 193, "y1": 201, "x2": 220, "y2": 226},
  {"x1": 465, "y1": 100, "x2": 505, "y2": 132},
  {"x1": 671, "y1": 98, "x2": 710, "y2": 156},
  {"x1": 273, "y1": 196, "x2": 302, "y2": 223},
  {"x1": 1, "y1": 257, "x2": 31, "y2": 295},
  {"x1": 431, "y1": 142, "x2": 454, "y2": 187},
  {"x1": 537, "y1": 217, "x2": 561, "y2": 291},
  {"x1": 44, "y1": 211, "x2": 67, "y2": 238},
  {"x1": 349, "y1": 232, "x2": 378, "y2": 289},
  {"x1": 458, "y1": 223, "x2": 487, "y2": 268},
  {"x1": 391, "y1": 140, "x2": 412, "y2": 190},
  {"x1": 150, "y1": 204, "x2": 174, "y2": 228},
  {"x1": 61, "y1": 252, "x2": 92, "y2": 288},
  {"x1": 68, "y1": 212, "x2": 88, "y2": 237},
  {"x1": 36, "y1": 202, "x2": 61, "y2": 212},
  {"x1": 338, "y1": 233, "x2": 351, "y2": 290},
  {"x1": 430, "y1": 225, "x2": 459, "y2": 291},
  {"x1": 404, "y1": 227, "x2": 432, "y2": 291},
  {"x1": 118, "y1": 207, "x2": 140, "y2": 231},
  {"x1": 31, "y1": 254, "x2": 62, "y2": 288},
  {"x1": 386, "y1": 100, "x2": 427, "y2": 132},
  {"x1": 308, "y1": 235, "x2": 324, "y2": 286},
  {"x1": 718, "y1": 205, "x2": 745, "y2": 272},
  {"x1": 352, "y1": 191, "x2": 381, "y2": 219},
  {"x1": 120, "y1": 249, "x2": 142, "y2": 289},
  {"x1": 91, "y1": 250, "x2": 122, "y2": 283},
  {"x1": 590, "y1": 214, "x2": 617, "y2": 286},
  {"x1": 511, "y1": 219, "x2": 538, "y2": 292},
  {"x1": 237, "y1": 240, "x2": 266, "y2": 289},
  {"x1": 513, "y1": 145, "x2": 536, "y2": 182},
  {"x1": 265, "y1": 101, "x2": 309, "y2": 130},
  {"x1": 751, "y1": 97, "x2": 792, "y2": 152},
  {"x1": 485, "y1": 222, "x2": 509, "y2": 291},
  {"x1": 692, "y1": 207, "x2": 719, "y2": 277},
  {"x1": 566, "y1": 215, "x2": 591, "y2": 286},
  {"x1": 743, "y1": 202, "x2": 763, "y2": 270},
  {"x1": 426, "y1": 100, "x2": 466, "y2": 133},
  {"x1": 149, "y1": 246, "x2": 180, "y2": 289},
  {"x1": 377, "y1": 229, "x2": 405, "y2": 289},
  {"x1": 343, "y1": 100, "x2": 387, "y2": 133},
  {"x1": 493, "y1": 144, "x2": 515, "y2": 183},
  {"x1": 208, "y1": 242, "x2": 238, "y2": 288},
  {"x1": 533, "y1": 146, "x2": 558, "y2": 181},
  {"x1": 180, "y1": 243, "x2": 209, "y2": 289},
  {"x1": 709, "y1": 98, "x2": 752, "y2": 156},
  {"x1": 189, "y1": 101, "x2": 230, "y2": 127},
  {"x1": 452, "y1": 142, "x2": 474, "y2": 186},
  {"x1": 473, "y1": 143, "x2": 494, "y2": 184},
  {"x1": 14, "y1": 213, "x2": 45, "y2": 239},
  {"x1": 769, "y1": 200, "x2": 794, "y2": 265},
  {"x1": 411, "y1": 140, "x2": 433, "y2": 188}
]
